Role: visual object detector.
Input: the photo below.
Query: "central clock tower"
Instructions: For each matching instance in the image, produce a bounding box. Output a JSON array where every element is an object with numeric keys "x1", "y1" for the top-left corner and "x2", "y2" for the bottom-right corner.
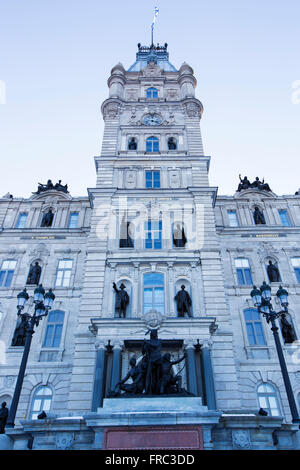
[{"x1": 68, "y1": 43, "x2": 241, "y2": 417}]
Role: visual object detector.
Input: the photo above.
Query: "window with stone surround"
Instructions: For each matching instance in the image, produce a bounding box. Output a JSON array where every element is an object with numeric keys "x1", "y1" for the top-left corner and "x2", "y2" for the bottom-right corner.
[
  {"x1": 235, "y1": 258, "x2": 253, "y2": 285},
  {"x1": 0, "y1": 260, "x2": 17, "y2": 288},
  {"x1": 16, "y1": 212, "x2": 28, "y2": 228},
  {"x1": 146, "y1": 87, "x2": 158, "y2": 99},
  {"x1": 68, "y1": 212, "x2": 79, "y2": 228},
  {"x1": 278, "y1": 209, "x2": 291, "y2": 227},
  {"x1": 55, "y1": 259, "x2": 73, "y2": 287},
  {"x1": 143, "y1": 272, "x2": 165, "y2": 315},
  {"x1": 243, "y1": 309, "x2": 266, "y2": 345},
  {"x1": 257, "y1": 383, "x2": 281, "y2": 417},
  {"x1": 227, "y1": 210, "x2": 239, "y2": 227},
  {"x1": 144, "y1": 219, "x2": 162, "y2": 249},
  {"x1": 30, "y1": 386, "x2": 52, "y2": 419},
  {"x1": 145, "y1": 170, "x2": 160, "y2": 188},
  {"x1": 43, "y1": 310, "x2": 65, "y2": 348},
  {"x1": 146, "y1": 136, "x2": 159, "y2": 153},
  {"x1": 291, "y1": 257, "x2": 300, "y2": 283}
]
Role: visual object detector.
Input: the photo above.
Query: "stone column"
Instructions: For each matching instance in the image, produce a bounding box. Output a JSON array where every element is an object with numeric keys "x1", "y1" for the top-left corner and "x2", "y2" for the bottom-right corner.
[
  {"x1": 91, "y1": 340, "x2": 107, "y2": 411},
  {"x1": 184, "y1": 339, "x2": 198, "y2": 396},
  {"x1": 202, "y1": 340, "x2": 217, "y2": 410},
  {"x1": 110, "y1": 340, "x2": 123, "y2": 391},
  {"x1": 132, "y1": 262, "x2": 140, "y2": 317}
]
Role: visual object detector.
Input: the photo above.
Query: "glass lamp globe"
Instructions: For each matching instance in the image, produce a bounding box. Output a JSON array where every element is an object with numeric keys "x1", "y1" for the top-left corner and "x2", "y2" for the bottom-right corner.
[{"x1": 34, "y1": 284, "x2": 45, "y2": 303}]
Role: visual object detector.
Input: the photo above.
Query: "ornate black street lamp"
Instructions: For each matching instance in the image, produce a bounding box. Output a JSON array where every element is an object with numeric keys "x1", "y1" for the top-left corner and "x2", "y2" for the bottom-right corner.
[
  {"x1": 250, "y1": 282, "x2": 300, "y2": 424},
  {"x1": 6, "y1": 285, "x2": 55, "y2": 428}
]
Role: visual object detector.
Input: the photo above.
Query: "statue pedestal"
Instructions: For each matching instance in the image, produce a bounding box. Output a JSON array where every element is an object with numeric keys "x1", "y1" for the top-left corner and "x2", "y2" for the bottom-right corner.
[{"x1": 84, "y1": 397, "x2": 221, "y2": 450}]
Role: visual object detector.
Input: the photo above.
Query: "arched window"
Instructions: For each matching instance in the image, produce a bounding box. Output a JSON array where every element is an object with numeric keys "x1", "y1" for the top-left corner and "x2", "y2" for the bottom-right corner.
[
  {"x1": 146, "y1": 136, "x2": 159, "y2": 153},
  {"x1": 43, "y1": 310, "x2": 65, "y2": 348},
  {"x1": 257, "y1": 383, "x2": 281, "y2": 416},
  {"x1": 30, "y1": 386, "x2": 53, "y2": 419},
  {"x1": 146, "y1": 87, "x2": 158, "y2": 99},
  {"x1": 243, "y1": 309, "x2": 266, "y2": 345},
  {"x1": 143, "y1": 273, "x2": 164, "y2": 315}
]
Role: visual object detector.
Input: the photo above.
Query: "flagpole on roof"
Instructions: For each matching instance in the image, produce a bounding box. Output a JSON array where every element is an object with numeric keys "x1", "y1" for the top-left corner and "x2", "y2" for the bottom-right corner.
[{"x1": 151, "y1": 6, "x2": 159, "y2": 47}]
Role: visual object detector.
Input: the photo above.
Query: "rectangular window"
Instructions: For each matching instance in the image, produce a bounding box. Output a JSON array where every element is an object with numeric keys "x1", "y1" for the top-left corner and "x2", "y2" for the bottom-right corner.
[
  {"x1": 291, "y1": 258, "x2": 300, "y2": 283},
  {"x1": 244, "y1": 309, "x2": 266, "y2": 345},
  {"x1": 145, "y1": 220, "x2": 162, "y2": 249},
  {"x1": 0, "y1": 260, "x2": 17, "y2": 287},
  {"x1": 145, "y1": 171, "x2": 160, "y2": 189},
  {"x1": 43, "y1": 310, "x2": 65, "y2": 348},
  {"x1": 68, "y1": 212, "x2": 79, "y2": 228},
  {"x1": 16, "y1": 213, "x2": 28, "y2": 228},
  {"x1": 235, "y1": 258, "x2": 253, "y2": 285},
  {"x1": 55, "y1": 259, "x2": 73, "y2": 287},
  {"x1": 143, "y1": 273, "x2": 164, "y2": 314},
  {"x1": 227, "y1": 210, "x2": 239, "y2": 227},
  {"x1": 278, "y1": 209, "x2": 291, "y2": 227}
]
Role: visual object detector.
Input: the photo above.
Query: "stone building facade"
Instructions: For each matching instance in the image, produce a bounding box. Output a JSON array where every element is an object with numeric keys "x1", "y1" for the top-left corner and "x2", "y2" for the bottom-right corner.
[{"x1": 0, "y1": 43, "x2": 300, "y2": 450}]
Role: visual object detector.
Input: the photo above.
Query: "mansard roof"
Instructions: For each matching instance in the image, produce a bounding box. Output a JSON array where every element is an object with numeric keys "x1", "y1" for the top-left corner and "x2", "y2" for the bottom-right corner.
[{"x1": 128, "y1": 43, "x2": 177, "y2": 72}]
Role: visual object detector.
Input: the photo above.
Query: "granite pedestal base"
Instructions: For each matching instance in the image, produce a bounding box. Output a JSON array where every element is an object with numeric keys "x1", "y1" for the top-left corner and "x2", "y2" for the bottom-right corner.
[{"x1": 84, "y1": 396, "x2": 221, "y2": 450}]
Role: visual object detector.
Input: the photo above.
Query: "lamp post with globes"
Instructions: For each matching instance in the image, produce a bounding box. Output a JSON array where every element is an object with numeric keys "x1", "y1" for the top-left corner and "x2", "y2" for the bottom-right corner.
[
  {"x1": 250, "y1": 281, "x2": 300, "y2": 424},
  {"x1": 6, "y1": 284, "x2": 55, "y2": 428}
]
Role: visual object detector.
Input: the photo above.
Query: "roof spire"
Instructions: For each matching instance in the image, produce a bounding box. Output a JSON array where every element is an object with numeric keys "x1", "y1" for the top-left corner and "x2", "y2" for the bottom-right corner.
[{"x1": 151, "y1": 6, "x2": 159, "y2": 47}]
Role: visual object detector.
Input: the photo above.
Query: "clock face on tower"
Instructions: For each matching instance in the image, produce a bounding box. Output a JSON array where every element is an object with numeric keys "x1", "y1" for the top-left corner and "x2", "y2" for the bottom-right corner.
[{"x1": 142, "y1": 113, "x2": 163, "y2": 126}]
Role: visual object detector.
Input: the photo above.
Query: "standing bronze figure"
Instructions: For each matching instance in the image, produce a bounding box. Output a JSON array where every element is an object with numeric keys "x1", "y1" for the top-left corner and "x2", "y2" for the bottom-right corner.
[
  {"x1": 0, "y1": 402, "x2": 9, "y2": 434},
  {"x1": 280, "y1": 314, "x2": 296, "y2": 344},
  {"x1": 253, "y1": 207, "x2": 266, "y2": 225},
  {"x1": 113, "y1": 282, "x2": 129, "y2": 318},
  {"x1": 174, "y1": 285, "x2": 192, "y2": 317},
  {"x1": 41, "y1": 209, "x2": 54, "y2": 227},
  {"x1": 27, "y1": 262, "x2": 42, "y2": 285},
  {"x1": 267, "y1": 261, "x2": 281, "y2": 283}
]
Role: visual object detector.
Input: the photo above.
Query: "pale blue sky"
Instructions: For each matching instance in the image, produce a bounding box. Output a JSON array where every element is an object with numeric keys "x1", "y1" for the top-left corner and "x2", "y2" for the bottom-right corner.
[{"x1": 0, "y1": 0, "x2": 299, "y2": 197}]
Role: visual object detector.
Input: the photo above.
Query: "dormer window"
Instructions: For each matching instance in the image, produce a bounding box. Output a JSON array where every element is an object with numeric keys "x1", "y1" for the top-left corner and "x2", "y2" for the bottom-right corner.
[
  {"x1": 146, "y1": 87, "x2": 158, "y2": 99},
  {"x1": 146, "y1": 136, "x2": 159, "y2": 153}
]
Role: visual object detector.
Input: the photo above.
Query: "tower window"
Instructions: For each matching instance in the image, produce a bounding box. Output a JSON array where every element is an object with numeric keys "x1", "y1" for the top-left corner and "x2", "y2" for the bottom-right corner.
[
  {"x1": 235, "y1": 258, "x2": 253, "y2": 285},
  {"x1": 244, "y1": 309, "x2": 266, "y2": 345},
  {"x1": 146, "y1": 136, "x2": 159, "y2": 153},
  {"x1": 278, "y1": 209, "x2": 291, "y2": 227},
  {"x1": 145, "y1": 171, "x2": 160, "y2": 188},
  {"x1": 143, "y1": 273, "x2": 164, "y2": 314},
  {"x1": 146, "y1": 87, "x2": 158, "y2": 99},
  {"x1": 16, "y1": 212, "x2": 28, "y2": 228}
]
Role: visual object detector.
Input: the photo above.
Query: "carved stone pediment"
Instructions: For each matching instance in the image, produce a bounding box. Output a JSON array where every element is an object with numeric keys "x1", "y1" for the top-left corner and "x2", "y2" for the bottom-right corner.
[
  {"x1": 30, "y1": 190, "x2": 72, "y2": 202},
  {"x1": 234, "y1": 189, "x2": 277, "y2": 199},
  {"x1": 142, "y1": 62, "x2": 162, "y2": 77},
  {"x1": 29, "y1": 243, "x2": 50, "y2": 259}
]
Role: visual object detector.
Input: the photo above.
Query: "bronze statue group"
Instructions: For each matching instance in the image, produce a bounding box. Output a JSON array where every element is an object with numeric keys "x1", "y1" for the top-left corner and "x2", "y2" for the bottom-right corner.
[{"x1": 112, "y1": 329, "x2": 188, "y2": 397}]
